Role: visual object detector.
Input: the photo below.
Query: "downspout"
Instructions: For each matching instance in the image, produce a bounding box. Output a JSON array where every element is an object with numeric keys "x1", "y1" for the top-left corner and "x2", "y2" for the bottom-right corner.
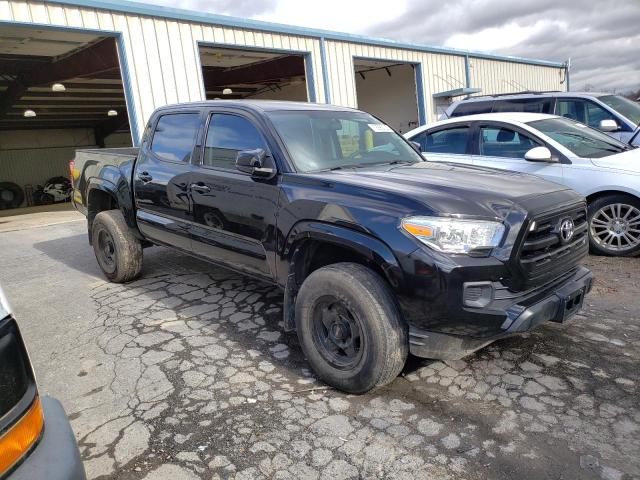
[
  {"x1": 565, "y1": 58, "x2": 571, "y2": 92},
  {"x1": 319, "y1": 37, "x2": 332, "y2": 104},
  {"x1": 464, "y1": 54, "x2": 471, "y2": 89}
]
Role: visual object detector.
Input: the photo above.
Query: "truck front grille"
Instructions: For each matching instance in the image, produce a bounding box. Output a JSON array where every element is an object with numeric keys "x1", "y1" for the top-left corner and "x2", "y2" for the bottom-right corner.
[{"x1": 512, "y1": 203, "x2": 588, "y2": 289}]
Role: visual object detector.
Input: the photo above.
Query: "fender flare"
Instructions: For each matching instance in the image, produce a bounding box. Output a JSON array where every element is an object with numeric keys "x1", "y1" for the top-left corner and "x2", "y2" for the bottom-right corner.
[
  {"x1": 281, "y1": 221, "x2": 404, "y2": 331},
  {"x1": 86, "y1": 174, "x2": 139, "y2": 239}
]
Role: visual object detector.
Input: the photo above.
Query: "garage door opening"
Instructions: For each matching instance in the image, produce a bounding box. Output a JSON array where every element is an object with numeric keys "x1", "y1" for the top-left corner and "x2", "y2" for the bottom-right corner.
[
  {"x1": 0, "y1": 25, "x2": 132, "y2": 211},
  {"x1": 354, "y1": 59, "x2": 420, "y2": 134},
  {"x1": 198, "y1": 45, "x2": 310, "y2": 102}
]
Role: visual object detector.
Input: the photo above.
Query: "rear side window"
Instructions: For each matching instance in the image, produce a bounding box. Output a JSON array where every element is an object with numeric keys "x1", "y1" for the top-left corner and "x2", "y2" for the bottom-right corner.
[
  {"x1": 492, "y1": 98, "x2": 553, "y2": 114},
  {"x1": 204, "y1": 114, "x2": 267, "y2": 170},
  {"x1": 151, "y1": 113, "x2": 201, "y2": 162},
  {"x1": 412, "y1": 126, "x2": 470, "y2": 154},
  {"x1": 450, "y1": 101, "x2": 493, "y2": 117},
  {"x1": 479, "y1": 126, "x2": 540, "y2": 158}
]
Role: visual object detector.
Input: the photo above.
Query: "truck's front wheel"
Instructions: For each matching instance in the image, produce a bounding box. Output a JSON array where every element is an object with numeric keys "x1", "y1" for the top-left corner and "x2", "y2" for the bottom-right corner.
[
  {"x1": 92, "y1": 210, "x2": 143, "y2": 282},
  {"x1": 295, "y1": 263, "x2": 408, "y2": 394}
]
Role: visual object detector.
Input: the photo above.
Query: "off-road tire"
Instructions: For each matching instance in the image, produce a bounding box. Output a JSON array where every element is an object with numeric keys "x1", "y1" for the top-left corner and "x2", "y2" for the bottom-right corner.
[
  {"x1": 295, "y1": 262, "x2": 408, "y2": 394},
  {"x1": 92, "y1": 210, "x2": 143, "y2": 282}
]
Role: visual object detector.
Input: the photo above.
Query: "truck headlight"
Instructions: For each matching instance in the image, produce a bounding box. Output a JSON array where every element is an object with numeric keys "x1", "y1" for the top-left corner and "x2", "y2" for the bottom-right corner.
[{"x1": 401, "y1": 216, "x2": 505, "y2": 254}]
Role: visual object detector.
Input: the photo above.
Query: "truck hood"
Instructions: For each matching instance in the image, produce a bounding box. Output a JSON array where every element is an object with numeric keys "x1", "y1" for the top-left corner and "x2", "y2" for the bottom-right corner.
[
  {"x1": 309, "y1": 161, "x2": 578, "y2": 219},
  {"x1": 590, "y1": 148, "x2": 640, "y2": 174}
]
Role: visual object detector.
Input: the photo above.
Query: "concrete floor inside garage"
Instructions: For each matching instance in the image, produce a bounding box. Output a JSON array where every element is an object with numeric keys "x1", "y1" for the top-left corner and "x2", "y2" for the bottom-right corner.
[
  {"x1": 0, "y1": 25, "x2": 133, "y2": 212},
  {"x1": 198, "y1": 45, "x2": 309, "y2": 102},
  {"x1": 0, "y1": 210, "x2": 638, "y2": 480}
]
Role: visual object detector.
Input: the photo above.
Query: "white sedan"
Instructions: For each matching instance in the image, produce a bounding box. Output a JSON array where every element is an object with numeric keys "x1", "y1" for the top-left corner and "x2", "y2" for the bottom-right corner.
[{"x1": 405, "y1": 112, "x2": 640, "y2": 256}]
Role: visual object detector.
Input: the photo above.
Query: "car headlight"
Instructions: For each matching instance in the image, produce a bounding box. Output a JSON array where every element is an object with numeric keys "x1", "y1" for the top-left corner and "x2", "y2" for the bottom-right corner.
[{"x1": 401, "y1": 216, "x2": 505, "y2": 254}]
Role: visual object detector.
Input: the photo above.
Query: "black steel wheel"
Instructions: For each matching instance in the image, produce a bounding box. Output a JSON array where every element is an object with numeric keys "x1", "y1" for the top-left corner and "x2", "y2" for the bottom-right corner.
[
  {"x1": 91, "y1": 210, "x2": 143, "y2": 282},
  {"x1": 295, "y1": 262, "x2": 408, "y2": 394}
]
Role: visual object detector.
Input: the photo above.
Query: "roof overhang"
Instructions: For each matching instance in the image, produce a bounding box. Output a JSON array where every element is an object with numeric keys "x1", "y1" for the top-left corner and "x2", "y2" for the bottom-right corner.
[{"x1": 433, "y1": 87, "x2": 482, "y2": 99}]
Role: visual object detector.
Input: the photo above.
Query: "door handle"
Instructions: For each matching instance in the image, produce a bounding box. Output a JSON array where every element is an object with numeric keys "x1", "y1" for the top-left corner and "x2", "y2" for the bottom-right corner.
[
  {"x1": 137, "y1": 171, "x2": 153, "y2": 183},
  {"x1": 191, "y1": 183, "x2": 211, "y2": 193}
]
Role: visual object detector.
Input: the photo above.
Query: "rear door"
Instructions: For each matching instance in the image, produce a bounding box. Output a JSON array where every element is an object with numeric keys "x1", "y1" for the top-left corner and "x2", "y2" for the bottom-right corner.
[
  {"x1": 189, "y1": 109, "x2": 280, "y2": 280},
  {"x1": 471, "y1": 122, "x2": 564, "y2": 185},
  {"x1": 408, "y1": 124, "x2": 474, "y2": 165},
  {"x1": 133, "y1": 111, "x2": 202, "y2": 251}
]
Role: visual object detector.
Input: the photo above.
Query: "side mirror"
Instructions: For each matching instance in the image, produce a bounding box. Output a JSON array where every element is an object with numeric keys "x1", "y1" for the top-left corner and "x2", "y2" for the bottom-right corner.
[
  {"x1": 524, "y1": 146, "x2": 553, "y2": 162},
  {"x1": 599, "y1": 119, "x2": 619, "y2": 132},
  {"x1": 410, "y1": 141, "x2": 422, "y2": 152},
  {"x1": 236, "y1": 148, "x2": 275, "y2": 179}
]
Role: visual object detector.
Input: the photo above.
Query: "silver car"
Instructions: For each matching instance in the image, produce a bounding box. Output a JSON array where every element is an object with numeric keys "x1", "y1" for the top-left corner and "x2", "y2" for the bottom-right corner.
[
  {"x1": 446, "y1": 92, "x2": 640, "y2": 146},
  {"x1": 405, "y1": 112, "x2": 640, "y2": 256}
]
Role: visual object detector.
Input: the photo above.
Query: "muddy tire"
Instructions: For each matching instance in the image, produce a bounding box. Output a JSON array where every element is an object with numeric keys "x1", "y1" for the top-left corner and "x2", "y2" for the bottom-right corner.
[
  {"x1": 92, "y1": 210, "x2": 143, "y2": 282},
  {"x1": 295, "y1": 262, "x2": 408, "y2": 394}
]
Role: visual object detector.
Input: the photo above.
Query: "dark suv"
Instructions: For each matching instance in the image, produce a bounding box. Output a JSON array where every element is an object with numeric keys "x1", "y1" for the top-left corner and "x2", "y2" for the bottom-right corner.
[{"x1": 447, "y1": 92, "x2": 640, "y2": 145}]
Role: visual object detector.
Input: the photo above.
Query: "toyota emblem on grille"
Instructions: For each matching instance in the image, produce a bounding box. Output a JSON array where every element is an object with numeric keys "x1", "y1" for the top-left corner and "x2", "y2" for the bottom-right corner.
[{"x1": 559, "y1": 218, "x2": 575, "y2": 243}]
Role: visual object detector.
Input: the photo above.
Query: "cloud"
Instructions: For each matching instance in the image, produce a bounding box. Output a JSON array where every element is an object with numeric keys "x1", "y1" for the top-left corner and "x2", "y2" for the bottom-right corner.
[{"x1": 367, "y1": 0, "x2": 640, "y2": 92}]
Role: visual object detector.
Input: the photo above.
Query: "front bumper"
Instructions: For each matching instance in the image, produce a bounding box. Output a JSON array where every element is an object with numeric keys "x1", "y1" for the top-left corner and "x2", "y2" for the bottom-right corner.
[
  {"x1": 9, "y1": 396, "x2": 86, "y2": 480},
  {"x1": 409, "y1": 266, "x2": 594, "y2": 360}
]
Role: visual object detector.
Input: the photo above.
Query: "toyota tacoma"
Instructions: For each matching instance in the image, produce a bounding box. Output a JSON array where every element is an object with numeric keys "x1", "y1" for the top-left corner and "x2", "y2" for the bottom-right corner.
[{"x1": 71, "y1": 101, "x2": 593, "y2": 394}]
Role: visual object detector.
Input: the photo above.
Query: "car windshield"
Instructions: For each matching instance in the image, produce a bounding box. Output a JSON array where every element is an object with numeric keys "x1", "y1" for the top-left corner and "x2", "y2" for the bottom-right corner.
[
  {"x1": 267, "y1": 110, "x2": 423, "y2": 172},
  {"x1": 527, "y1": 117, "x2": 629, "y2": 158},
  {"x1": 598, "y1": 95, "x2": 640, "y2": 125}
]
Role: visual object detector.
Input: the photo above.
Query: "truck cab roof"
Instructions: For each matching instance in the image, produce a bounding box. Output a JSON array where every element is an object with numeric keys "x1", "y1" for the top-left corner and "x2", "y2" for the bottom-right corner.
[{"x1": 154, "y1": 100, "x2": 359, "y2": 114}]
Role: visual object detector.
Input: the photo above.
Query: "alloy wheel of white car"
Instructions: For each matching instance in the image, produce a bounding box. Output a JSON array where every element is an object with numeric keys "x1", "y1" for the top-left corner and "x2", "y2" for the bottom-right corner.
[{"x1": 589, "y1": 202, "x2": 640, "y2": 253}]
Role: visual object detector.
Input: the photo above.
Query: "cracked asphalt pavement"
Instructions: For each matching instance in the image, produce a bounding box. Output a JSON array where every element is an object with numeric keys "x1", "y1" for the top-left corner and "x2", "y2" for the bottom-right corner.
[{"x1": 1, "y1": 218, "x2": 638, "y2": 480}]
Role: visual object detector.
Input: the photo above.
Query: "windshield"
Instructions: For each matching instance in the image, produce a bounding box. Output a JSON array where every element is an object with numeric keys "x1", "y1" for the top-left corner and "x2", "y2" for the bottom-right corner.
[
  {"x1": 528, "y1": 117, "x2": 629, "y2": 158},
  {"x1": 267, "y1": 110, "x2": 423, "y2": 172},
  {"x1": 599, "y1": 95, "x2": 640, "y2": 125}
]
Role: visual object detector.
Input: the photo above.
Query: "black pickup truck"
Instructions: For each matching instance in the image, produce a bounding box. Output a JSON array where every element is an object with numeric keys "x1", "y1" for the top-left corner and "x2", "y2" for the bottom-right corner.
[{"x1": 71, "y1": 100, "x2": 593, "y2": 393}]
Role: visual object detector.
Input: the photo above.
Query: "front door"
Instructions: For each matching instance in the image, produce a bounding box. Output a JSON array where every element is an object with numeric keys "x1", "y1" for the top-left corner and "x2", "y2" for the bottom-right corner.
[
  {"x1": 133, "y1": 111, "x2": 201, "y2": 251},
  {"x1": 189, "y1": 111, "x2": 280, "y2": 279},
  {"x1": 472, "y1": 124, "x2": 564, "y2": 185}
]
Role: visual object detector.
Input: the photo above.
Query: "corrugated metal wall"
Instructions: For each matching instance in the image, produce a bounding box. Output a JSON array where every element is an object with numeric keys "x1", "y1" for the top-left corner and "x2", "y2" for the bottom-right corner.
[{"x1": 0, "y1": 0, "x2": 565, "y2": 132}]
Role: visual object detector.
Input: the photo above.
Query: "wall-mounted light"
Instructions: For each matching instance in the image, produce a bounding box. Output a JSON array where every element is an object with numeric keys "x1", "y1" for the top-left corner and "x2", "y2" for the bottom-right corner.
[
  {"x1": 51, "y1": 83, "x2": 66, "y2": 92},
  {"x1": 107, "y1": 109, "x2": 118, "y2": 117},
  {"x1": 23, "y1": 109, "x2": 36, "y2": 118},
  {"x1": 222, "y1": 88, "x2": 233, "y2": 95}
]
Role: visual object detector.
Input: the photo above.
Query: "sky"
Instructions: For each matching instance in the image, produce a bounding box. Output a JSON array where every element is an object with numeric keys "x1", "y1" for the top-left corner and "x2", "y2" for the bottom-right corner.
[{"x1": 141, "y1": 0, "x2": 640, "y2": 93}]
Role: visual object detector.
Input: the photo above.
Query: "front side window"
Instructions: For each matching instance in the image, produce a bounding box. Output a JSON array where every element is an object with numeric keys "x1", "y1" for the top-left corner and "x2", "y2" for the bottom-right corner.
[
  {"x1": 151, "y1": 113, "x2": 201, "y2": 162},
  {"x1": 267, "y1": 110, "x2": 422, "y2": 173},
  {"x1": 556, "y1": 99, "x2": 617, "y2": 129},
  {"x1": 528, "y1": 117, "x2": 628, "y2": 158},
  {"x1": 479, "y1": 126, "x2": 540, "y2": 158},
  {"x1": 204, "y1": 114, "x2": 267, "y2": 170},
  {"x1": 599, "y1": 95, "x2": 640, "y2": 125},
  {"x1": 411, "y1": 126, "x2": 470, "y2": 154}
]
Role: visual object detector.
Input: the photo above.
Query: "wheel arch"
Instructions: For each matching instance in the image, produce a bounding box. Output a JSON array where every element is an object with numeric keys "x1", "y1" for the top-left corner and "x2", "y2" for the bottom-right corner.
[
  {"x1": 281, "y1": 221, "x2": 404, "y2": 331},
  {"x1": 86, "y1": 177, "x2": 138, "y2": 244},
  {"x1": 585, "y1": 188, "x2": 640, "y2": 204}
]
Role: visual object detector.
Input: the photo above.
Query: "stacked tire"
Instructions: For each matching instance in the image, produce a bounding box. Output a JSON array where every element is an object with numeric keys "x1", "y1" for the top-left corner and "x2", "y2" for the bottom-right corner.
[{"x1": 0, "y1": 182, "x2": 24, "y2": 209}]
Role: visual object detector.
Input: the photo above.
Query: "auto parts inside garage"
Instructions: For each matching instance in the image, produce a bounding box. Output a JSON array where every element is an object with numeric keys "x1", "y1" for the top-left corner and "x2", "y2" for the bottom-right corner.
[
  {"x1": 198, "y1": 45, "x2": 310, "y2": 102},
  {"x1": 0, "y1": 25, "x2": 132, "y2": 211},
  {"x1": 354, "y1": 59, "x2": 420, "y2": 134}
]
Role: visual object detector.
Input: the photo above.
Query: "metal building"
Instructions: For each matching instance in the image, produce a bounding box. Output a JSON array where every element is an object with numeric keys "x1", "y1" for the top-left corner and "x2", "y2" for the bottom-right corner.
[{"x1": 0, "y1": 0, "x2": 569, "y2": 208}]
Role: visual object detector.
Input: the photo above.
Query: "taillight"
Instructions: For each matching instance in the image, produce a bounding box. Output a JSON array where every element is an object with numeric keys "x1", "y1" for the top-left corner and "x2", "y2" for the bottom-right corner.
[{"x1": 0, "y1": 396, "x2": 44, "y2": 475}]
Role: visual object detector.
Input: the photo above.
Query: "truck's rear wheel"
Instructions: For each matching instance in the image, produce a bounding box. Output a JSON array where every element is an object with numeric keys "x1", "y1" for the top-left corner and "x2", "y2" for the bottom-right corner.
[
  {"x1": 295, "y1": 262, "x2": 408, "y2": 394},
  {"x1": 588, "y1": 194, "x2": 640, "y2": 256},
  {"x1": 92, "y1": 210, "x2": 143, "y2": 282}
]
